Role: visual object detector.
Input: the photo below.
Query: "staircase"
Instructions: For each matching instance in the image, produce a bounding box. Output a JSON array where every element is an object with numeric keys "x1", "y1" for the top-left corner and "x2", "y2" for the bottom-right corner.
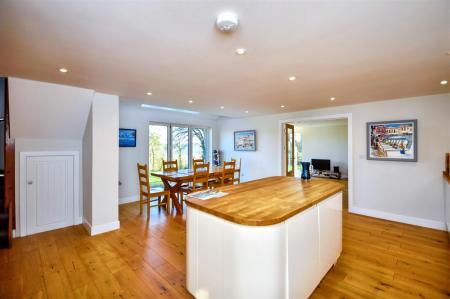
[{"x1": 0, "y1": 77, "x2": 15, "y2": 249}]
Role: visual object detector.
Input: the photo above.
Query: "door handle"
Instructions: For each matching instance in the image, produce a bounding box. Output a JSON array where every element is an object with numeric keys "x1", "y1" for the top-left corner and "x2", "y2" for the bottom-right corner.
[{"x1": 27, "y1": 180, "x2": 33, "y2": 185}]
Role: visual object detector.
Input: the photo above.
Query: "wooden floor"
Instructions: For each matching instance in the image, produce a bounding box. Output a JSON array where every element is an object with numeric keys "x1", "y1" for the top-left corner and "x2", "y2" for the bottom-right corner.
[{"x1": 1, "y1": 203, "x2": 449, "y2": 299}]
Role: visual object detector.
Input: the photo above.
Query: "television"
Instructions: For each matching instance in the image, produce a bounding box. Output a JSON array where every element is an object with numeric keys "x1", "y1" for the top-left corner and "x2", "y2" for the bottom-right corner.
[
  {"x1": 119, "y1": 128, "x2": 136, "y2": 147},
  {"x1": 311, "y1": 159, "x2": 330, "y2": 171}
]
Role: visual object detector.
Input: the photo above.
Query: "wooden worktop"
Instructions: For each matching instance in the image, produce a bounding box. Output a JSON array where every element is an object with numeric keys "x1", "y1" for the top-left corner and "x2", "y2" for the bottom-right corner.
[
  {"x1": 185, "y1": 176, "x2": 343, "y2": 226},
  {"x1": 444, "y1": 171, "x2": 450, "y2": 184}
]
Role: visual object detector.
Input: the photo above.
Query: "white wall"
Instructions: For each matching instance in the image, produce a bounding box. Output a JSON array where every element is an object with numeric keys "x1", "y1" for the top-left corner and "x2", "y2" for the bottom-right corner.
[
  {"x1": 9, "y1": 77, "x2": 93, "y2": 139},
  {"x1": 9, "y1": 78, "x2": 94, "y2": 232},
  {"x1": 119, "y1": 101, "x2": 219, "y2": 203},
  {"x1": 300, "y1": 124, "x2": 348, "y2": 177},
  {"x1": 218, "y1": 93, "x2": 450, "y2": 229},
  {"x1": 82, "y1": 107, "x2": 93, "y2": 225},
  {"x1": 83, "y1": 93, "x2": 120, "y2": 234}
]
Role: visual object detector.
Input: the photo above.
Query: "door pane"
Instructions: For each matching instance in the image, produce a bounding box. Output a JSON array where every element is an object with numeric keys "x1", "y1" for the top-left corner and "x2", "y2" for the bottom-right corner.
[
  {"x1": 149, "y1": 124, "x2": 168, "y2": 186},
  {"x1": 171, "y1": 126, "x2": 189, "y2": 169},
  {"x1": 285, "y1": 124, "x2": 295, "y2": 176},
  {"x1": 192, "y1": 128, "x2": 209, "y2": 162}
]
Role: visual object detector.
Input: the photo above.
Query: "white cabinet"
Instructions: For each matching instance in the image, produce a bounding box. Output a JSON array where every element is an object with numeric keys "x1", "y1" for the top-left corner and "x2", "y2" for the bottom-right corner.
[
  {"x1": 187, "y1": 191, "x2": 343, "y2": 299},
  {"x1": 287, "y1": 206, "x2": 320, "y2": 299},
  {"x1": 318, "y1": 193, "x2": 343, "y2": 278}
]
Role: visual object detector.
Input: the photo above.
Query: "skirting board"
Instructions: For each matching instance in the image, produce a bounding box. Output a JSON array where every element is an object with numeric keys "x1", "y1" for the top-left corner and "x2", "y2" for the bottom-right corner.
[
  {"x1": 350, "y1": 206, "x2": 446, "y2": 231},
  {"x1": 119, "y1": 195, "x2": 138, "y2": 205},
  {"x1": 83, "y1": 218, "x2": 120, "y2": 236}
]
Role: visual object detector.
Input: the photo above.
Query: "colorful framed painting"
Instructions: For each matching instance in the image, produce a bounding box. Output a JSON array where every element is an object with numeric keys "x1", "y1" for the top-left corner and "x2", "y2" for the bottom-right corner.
[
  {"x1": 367, "y1": 120, "x2": 417, "y2": 162},
  {"x1": 234, "y1": 130, "x2": 256, "y2": 151}
]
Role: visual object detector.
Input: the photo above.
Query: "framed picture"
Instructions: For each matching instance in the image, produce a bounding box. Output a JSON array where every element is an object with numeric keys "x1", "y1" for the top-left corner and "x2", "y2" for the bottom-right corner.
[
  {"x1": 234, "y1": 130, "x2": 256, "y2": 151},
  {"x1": 367, "y1": 120, "x2": 417, "y2": 162},
  {"x1": 119, "y1": 128, "x2": 137, "y2": 147}
]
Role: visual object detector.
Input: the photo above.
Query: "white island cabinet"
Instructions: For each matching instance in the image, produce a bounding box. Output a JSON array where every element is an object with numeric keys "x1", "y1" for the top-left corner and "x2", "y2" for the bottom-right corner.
[{"x1": 186, "y1": 176, "x2": 343, "y2": 299}]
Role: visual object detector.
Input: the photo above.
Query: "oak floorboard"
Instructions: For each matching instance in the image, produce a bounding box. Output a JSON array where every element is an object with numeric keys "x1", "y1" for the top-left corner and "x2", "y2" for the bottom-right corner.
[{"x1": 1, "y1": 202, "x2": 449, "y2": 298}]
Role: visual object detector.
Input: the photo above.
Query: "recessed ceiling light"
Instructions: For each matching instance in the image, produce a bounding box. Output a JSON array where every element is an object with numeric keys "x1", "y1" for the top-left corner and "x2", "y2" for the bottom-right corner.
[
  {"x1": 440, "y1": 80, "x2": 448, "y2": 85},
  {"x1": 330, "y1": 97, "x2": 336, "y2": 101},
  {"x1": 288, "y1": 76, "x2": 296, "y2": 81},
  {"x1": 235, "y1": 48, "x2": 247, "y2": 55},
  {"x1": 146, "y1": 92, "x2": 152, "y2": 95},
  {"x1": 59, "y1": 68, "x2": 68, "y2": 73},
  {"x1": 220, "y1": 106, "x2": 225, "y2": 110},
  {"x1": 245, "y1": 110, "x2": 249, "y2": 114},
  {"x1": 280, "y1": 105, "x2": 285, "y2": 108},
  {"x1": 188, "y1": 100, "x2": 194, "y2": 104}
]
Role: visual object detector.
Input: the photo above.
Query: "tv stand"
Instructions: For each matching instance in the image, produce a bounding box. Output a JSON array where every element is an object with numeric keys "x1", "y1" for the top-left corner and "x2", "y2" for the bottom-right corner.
[{"x1": 312, "y1": 171, "x2": 341, "y2": 179}]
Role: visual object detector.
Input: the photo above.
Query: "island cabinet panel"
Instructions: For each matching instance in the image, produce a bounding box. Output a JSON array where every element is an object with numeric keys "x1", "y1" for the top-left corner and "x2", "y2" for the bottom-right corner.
[
  {"x1": 318, "y1": 192, "x2": 343, "y2": 278},
  {"x1": 287, "y1": 205, "x2": 320, "y2": 299},
  {"x1": 187, "y1": 208, "x2": 286, "y2": 299}
]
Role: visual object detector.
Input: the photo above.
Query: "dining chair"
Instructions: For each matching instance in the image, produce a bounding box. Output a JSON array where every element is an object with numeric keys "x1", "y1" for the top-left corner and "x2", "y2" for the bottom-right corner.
[
  {"x1": 193, "y1": 159, "x2": 204, "y2": 166},
  {"x1": 137, "y1": 163, "x2": 171, "y2": 217},
  {"x1": 162, "y1": 160, "x2": 178, "y2": 172},
  {"x1": 212, "y1": 160, "x2": 236, "y2": 187},
  {"x1": 180, "y1": 162, "x2": 210, "y2": 205},
  {"x1": 231, "y1": 157, "x2": 241, "y2": 184}
]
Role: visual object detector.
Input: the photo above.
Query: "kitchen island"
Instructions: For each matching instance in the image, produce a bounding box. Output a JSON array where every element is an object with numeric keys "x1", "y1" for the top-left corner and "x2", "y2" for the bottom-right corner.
[{"x1": 185, "y1": 176, "x2": 344, "y2": 299}]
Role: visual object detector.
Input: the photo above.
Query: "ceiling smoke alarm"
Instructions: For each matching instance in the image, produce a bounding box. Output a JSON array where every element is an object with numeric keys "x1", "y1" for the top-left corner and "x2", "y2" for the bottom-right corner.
[{"x1": 216, "y1": 11, "x2": 239, "y2": 32}]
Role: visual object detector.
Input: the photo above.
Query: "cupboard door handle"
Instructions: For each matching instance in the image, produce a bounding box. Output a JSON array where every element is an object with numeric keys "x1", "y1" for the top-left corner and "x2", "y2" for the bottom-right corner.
[{"x1": 27, "y1": 180, "x2": 33, "y2": 185}]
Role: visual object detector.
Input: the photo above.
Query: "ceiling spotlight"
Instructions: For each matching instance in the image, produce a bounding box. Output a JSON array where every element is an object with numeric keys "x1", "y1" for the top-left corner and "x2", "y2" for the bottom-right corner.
[
  {"x1": 188, "y1": 100, "x2": 194, "y2": 104},
  {"x1": 59, "y1": 68, "x2": 68, "y2": 73},
  {"x1": 245, "y1": 110, "x2": 249, "y2": 114},
  {"x1": 235, "y1": 48, "x2": 247, "y2": 55},
  {"x1": 220, "y1": 106, "x2": 225, "y2": 110},
  {"x1": 330, "y1": 97, "x2": 336, "y2": 101},
  {"x1": 288, "y1": 76, "x2": 296, "y2": 81},
  {"x1": 216, "y1": 11, "x2": 239, "y2": 32},
  {"x1": 440, "y1": 80, "x2": 448, "y2": 85},
  {"x1": 146, "y1": 92, "x2": 152, "y2": 95},
  {"x1": 280, "y1": 105, "x2": 285, "y2": 108}
]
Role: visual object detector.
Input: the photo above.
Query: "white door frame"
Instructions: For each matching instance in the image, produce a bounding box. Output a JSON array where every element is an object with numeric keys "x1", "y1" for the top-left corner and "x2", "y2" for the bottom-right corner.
[
  {"x1": 18, "y1": 151, "x2": 80, "y2": 237},
  {"x1": 279, "y1": 113, "x2": 354, "y2": 211}
]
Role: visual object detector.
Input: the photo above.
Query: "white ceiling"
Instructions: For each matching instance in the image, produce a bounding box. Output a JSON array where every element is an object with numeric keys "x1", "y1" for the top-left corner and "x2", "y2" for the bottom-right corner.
[{"x1": 0, "y1": 0, "x2": 449, "y2": 118}]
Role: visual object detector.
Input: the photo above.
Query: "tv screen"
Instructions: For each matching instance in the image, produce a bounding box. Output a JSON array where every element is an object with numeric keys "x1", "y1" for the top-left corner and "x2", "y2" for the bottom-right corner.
[
  {"x1": 119, "y1": 128, "x2": 136, "y2": 147},
  {"x1": 311, "y1": 159, "x2": 330, "y2": 171}
]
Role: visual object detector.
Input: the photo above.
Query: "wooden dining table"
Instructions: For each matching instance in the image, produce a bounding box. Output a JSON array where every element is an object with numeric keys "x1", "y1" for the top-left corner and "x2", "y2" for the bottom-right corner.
[{"x1": 151, "y1": 166, "x2": 239, "y2": 214}]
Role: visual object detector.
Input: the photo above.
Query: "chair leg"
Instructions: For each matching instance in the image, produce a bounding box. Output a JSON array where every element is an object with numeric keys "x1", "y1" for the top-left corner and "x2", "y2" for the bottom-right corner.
[
  {"x1": 147, "y1": 199, "x2": 150, "y2": 218},
  {"x1": 158, "y1": 196, "x2": 161, "y2": 210},
  {"x1": 139, "y1": 196, "x2": 143, "y2": 215}
]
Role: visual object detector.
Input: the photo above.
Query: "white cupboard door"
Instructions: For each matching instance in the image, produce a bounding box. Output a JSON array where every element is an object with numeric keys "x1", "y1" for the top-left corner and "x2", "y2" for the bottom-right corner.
[
  {"x1": 318, "y1": 192, "x2": 343, "y2": 278},
  {"x1": 287, "y1": 205, "x2": 320, "y2": 299},
  {"x1": 26, "y1": 155, "x2": 74, "y2": 235}
]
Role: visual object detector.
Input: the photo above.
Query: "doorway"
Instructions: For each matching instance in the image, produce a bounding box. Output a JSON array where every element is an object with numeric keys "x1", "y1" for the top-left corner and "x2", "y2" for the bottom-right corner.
[{"x1": 281, "y1": 114, "x2": 352, "y2": 210}]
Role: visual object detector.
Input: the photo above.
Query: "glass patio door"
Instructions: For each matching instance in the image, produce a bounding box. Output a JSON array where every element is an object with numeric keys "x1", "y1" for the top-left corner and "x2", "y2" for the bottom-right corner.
[
  {"x1": 171, "y1": 126, "x2": 189, "y2": 170},
  {"x1": 192, "y1": 127, "x2": 209, "y2": 162},
  {"x1": 149, "y1": 124, "x2": 169, "y2": 186}
]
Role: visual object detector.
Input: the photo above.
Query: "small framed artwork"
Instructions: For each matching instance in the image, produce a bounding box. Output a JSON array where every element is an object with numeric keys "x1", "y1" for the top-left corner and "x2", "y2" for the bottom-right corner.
[
  {"x1": 119, "y1": 128, "x2": 137, "y2": 147},
  {"x1": 234, "y1": 130, "x2": 256, "y2": 151},
  {"x1": 367, "y1": 120, "x2": 417, "y2": 162}
]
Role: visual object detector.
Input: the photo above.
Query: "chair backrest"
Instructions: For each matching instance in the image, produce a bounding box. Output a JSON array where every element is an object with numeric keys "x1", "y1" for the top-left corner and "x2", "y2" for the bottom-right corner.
[
  {"x1": 137, "y1": 163, "x2": 150, "y2": 197},
  {"x1": 221, "y1": 160, "x2": 236, "y2": 185},
  {"x1": 231, "y1": 157, "x2": 241, "y2": 169},
  {"x1": 193, "y1": 162, "x2": 210, "y2": 190},
  {"x1": 193, "y1": 159, "x2": 204, "y2": 166},
  {"x1": 162, "y1": 160, "x2": 178, "y2": 172}
]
